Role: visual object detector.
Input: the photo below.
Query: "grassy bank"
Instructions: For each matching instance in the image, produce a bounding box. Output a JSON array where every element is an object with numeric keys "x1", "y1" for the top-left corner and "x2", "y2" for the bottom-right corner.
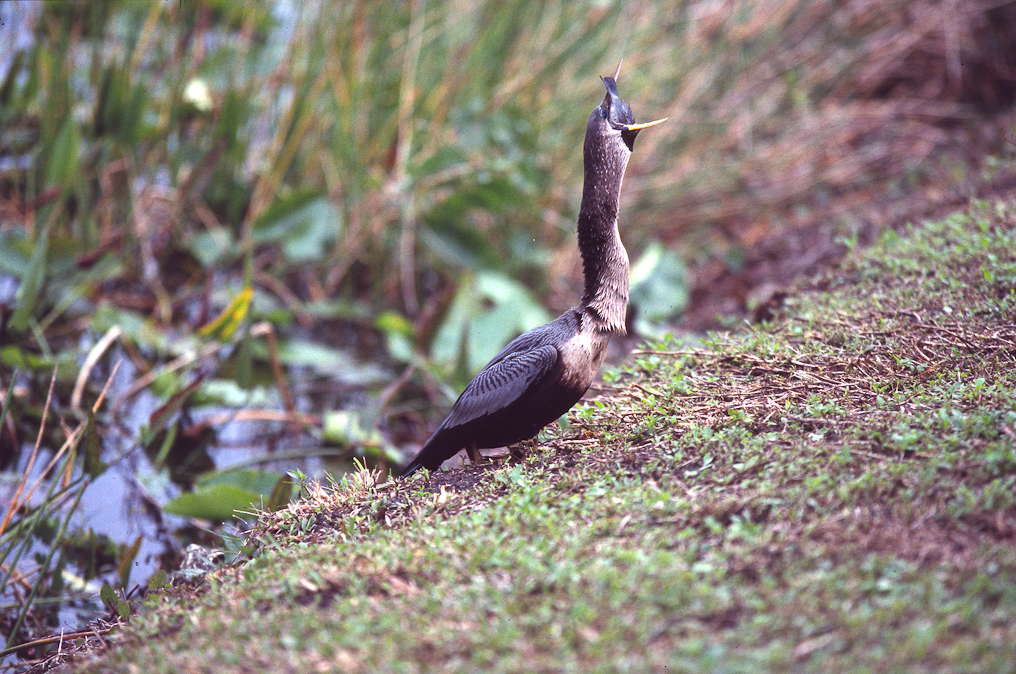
[{"x1": 63, "y1": 199, "x2": 1016, "y2": 672}]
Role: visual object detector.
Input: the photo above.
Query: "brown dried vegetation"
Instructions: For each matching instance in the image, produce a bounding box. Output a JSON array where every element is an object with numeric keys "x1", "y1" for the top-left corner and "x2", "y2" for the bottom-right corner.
[{"x1": 661, "y1": 0, "x2": 1016, "y2": 329}]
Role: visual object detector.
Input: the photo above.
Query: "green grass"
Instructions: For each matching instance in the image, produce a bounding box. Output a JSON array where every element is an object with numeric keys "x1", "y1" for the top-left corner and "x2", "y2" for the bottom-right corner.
[{"x1": 64, "y1": 200, "x2": 1016, "y2": 672}]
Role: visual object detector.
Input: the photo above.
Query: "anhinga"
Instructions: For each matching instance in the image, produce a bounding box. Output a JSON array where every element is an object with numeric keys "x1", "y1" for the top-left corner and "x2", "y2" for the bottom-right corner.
[{"x1": 400, "y1": 65, "x2": 666, "y2": 478}]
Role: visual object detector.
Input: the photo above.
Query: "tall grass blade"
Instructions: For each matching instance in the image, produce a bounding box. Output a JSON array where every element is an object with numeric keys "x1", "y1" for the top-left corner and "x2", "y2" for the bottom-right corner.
[{"x1": 9, "y1": 230, "x2": 49, "y2": 333}]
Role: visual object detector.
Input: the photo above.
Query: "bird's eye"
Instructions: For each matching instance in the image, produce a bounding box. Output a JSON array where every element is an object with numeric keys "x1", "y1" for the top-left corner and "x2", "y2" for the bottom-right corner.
[{"x1": 599, "y1": 107, "x2": 607, "y2": 119}]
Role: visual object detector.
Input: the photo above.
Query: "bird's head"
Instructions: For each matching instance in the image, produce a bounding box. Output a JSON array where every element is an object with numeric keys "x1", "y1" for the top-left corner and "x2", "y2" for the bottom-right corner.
[{"x1": 588, "y1": 62, "x2": 667, "y2": 152}]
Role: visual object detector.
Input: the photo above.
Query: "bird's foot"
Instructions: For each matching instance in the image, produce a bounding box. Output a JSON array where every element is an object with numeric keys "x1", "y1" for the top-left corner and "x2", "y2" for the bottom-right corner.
[
  {"x1": 508, "y1": 438, "x2": 538, "y2": 463},
  {"x1": 465, "y1": 443, "x2": 483, "y2": 467}
]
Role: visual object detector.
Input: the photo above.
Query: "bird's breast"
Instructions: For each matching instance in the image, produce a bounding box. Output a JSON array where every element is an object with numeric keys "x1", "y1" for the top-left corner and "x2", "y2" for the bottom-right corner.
[{"x1": 556, "y1": 328, "x2": 611, "y2": 395}]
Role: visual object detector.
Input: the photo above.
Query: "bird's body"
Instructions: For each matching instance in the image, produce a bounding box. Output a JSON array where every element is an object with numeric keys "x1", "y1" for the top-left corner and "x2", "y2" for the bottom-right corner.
[{"x1": 400, "y1": 68, "x2": 665, "y2": 478}]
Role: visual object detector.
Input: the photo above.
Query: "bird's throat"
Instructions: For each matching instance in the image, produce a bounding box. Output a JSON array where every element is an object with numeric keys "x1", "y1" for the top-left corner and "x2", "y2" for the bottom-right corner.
[{"x1": 577, "y1": 148, "x2": 631, "y2": 335}]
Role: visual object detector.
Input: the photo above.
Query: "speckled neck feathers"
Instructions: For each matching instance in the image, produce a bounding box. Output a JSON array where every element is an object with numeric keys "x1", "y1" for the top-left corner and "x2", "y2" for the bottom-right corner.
[{"x1": 577, "y1": 113, "x2": 632, "y2": 335}]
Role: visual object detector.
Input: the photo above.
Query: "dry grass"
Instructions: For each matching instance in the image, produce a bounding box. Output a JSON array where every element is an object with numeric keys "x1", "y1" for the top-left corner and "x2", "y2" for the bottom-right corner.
[{"x1": 632, "y1": 0, "x2": 1016, "y2": 327}]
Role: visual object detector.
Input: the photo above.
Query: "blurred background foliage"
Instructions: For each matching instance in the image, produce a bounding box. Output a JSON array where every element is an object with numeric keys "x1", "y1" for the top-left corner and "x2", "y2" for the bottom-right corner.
[{"x1": 1, "y1": 0, "x2": 1016, "y2": 659}]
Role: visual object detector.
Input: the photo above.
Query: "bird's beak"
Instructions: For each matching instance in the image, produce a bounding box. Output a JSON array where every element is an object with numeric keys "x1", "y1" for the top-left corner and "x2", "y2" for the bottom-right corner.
[
  {"x1": 602, "y1": 61, "x2": 668, "y2": 132},
  {"x1": 624, "y1": 117, "x2": 669, "y2": 131}
]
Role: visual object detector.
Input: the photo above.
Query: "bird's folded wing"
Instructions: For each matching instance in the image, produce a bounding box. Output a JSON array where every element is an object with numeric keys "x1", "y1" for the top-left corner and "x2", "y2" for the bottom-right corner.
[{"x1": 442, "y1": 344, "x2": 559, "y2": 428}]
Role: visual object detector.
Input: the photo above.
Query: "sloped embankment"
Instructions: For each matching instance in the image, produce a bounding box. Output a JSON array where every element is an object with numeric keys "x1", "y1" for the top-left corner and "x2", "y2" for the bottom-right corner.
[{"x1": 76, "y1": 201, "x2": 1016, "y2": 673}]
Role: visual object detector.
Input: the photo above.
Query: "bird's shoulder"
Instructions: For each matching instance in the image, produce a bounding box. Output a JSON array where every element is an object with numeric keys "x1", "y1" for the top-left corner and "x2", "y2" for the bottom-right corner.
[
  {"x1": 440, "y1": 311, "x2": 583, "y2": 429},
  {"x1": 487, "y1": 309, "x2": 582, "y2": 364}
]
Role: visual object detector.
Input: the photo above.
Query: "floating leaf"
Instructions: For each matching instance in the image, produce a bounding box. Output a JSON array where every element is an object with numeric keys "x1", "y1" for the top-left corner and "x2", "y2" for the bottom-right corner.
[
  {"x1": 163, "y1": 484, "x2": 254, "y2": 521},
  {"x1": 163, "y1": 469, "x2": 285, "y2": 521}
]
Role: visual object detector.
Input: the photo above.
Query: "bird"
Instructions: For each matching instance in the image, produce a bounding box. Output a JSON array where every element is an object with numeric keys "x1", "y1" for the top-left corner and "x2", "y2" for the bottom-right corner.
[{"x1": 400, "y1": 64, "x2": 666, "y2": 478}]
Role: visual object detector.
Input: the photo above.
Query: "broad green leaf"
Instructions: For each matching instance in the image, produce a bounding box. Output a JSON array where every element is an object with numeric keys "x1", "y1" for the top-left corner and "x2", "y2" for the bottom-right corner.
[
  {"x1": 0, "y1": 230, "x2": 31, "y2": 276},
  {"x1": 275, "y1": 339, "x2": 388, "y2": 385},
  {"x1": 188, "y1": 228, "x2": 235, "y2": 267},
  {"x1": 323, "y1": 410, "x2": 400, "y2": 463},
  {"x1": 162, "y1": 484, "x2": 261, "y2": 521},
  {"x1": 629, "y1": 241, "x2": 689, "y2": 336},
  {"x1": 431, "y1": 271, "x2": 552, "y2": 377},
  {"x1": 251, "y1": 190, "x2": 341, "y2": 261},
  {"x1": 0, "y1": 344, "x2": 78, "y2": 379},
  {"x1": 323, "y1": 409, "x2": 382, "y2": 446},
  {"x1": 99, "y1": 584, "x2": 117, "y2": 608},
  {"x1": 421, "y1": 175, "x2": 530, "y2": 269},
  {"x1": 90, "y1": 303, "x2": 184, "y2": 354},
  {"x1": 376, "y1": 311, "x2": 416, "y2": 363},
  {"x1": 197, "y1": 469, "x2": 285, "y2": 495},
  {"x1": 192, "y1": 379, "x2": 272, "y2": 408},
  {"x1": 163, "y1": 469, "x2": 284, "y2": 521}
]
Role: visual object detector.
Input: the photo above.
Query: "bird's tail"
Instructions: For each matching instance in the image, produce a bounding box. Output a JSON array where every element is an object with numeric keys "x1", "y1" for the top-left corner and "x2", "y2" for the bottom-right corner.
[
  {"x1": 398, "y1": 432, "x2": 447, "y2": 478},
  {"x1": 399, "y1": 458, "x2": 425, "y2": 479}
]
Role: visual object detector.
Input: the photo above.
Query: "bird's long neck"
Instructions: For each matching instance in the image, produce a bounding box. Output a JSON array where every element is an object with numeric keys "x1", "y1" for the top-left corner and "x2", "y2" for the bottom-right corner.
[{"x1": 577, "y1": 141, "x2": 631, "y2": 335}]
